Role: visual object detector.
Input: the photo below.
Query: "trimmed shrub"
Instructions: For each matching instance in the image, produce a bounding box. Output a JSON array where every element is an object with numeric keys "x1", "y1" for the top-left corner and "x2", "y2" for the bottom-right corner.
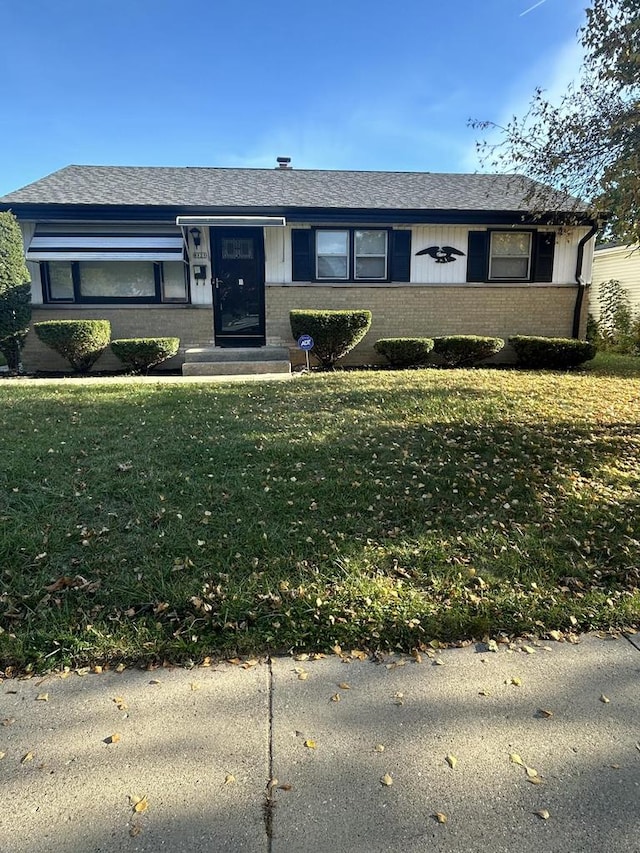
[
  {"x1": 111, "y1": 337, "x2": 180, "y2": 374},
  {"x1": 290, "y1": 309, "x2": 372, "y2": 369},
  {"x1": 374, "y1": 337, "x2": 434, "y2": 368},
  {"x1": 432, "y1": 335, "x2": 504, "y2": 368},
  {"x1": 509, "y1": 335, "x2": 596, "y2": 369},
  {"x1": 0, "y1": 211, "x2": 31, "y2": 372},
  {"x1": 34, "y1": 319, "x2": 111, "y2": 373}
]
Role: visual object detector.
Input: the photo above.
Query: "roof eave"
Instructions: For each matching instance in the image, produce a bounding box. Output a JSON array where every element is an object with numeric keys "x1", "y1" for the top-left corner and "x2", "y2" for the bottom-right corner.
[{"x1": 0, "y1": 201, "x2": 596, "y2": 227}]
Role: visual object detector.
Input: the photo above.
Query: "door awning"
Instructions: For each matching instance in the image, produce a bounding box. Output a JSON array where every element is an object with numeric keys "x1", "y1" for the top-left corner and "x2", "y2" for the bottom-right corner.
[{"x1": 175, "y1": 215, "x2": 287, "y2": 228}]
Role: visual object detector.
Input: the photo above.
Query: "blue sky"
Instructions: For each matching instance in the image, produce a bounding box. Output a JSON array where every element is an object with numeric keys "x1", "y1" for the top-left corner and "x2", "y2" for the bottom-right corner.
[{"x1": 0, "y1": 0, "x2": 588, "y2": 196}]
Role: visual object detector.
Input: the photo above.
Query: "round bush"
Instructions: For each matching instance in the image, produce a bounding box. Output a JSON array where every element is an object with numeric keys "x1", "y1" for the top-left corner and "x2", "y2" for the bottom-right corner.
[
  {"x1": 290, "y1": 309, "x2": 372, "y2": 369},
  {"x1": 509, "y1": 335, "x2": 596, "y2": 369},
  {"x1": 374, "y1": 337, "x2": 434, "y2": 368},
  {"x1": 111, "y1": 337, "x2": 180, "y2": 374},
  {"x1": 432, "y1": 335, "x2": 504, "y2": 368},
  {"x1": 34, "y1": 319, "x2": 111, "y2": 373}
]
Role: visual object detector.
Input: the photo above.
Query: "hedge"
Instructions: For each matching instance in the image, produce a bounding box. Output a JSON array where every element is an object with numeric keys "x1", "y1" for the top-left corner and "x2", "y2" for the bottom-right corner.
[
  {"x1": 432, "y1": 335, "x2": 504, "y2": 368},
  {"x1": 290, "y1": 309, "x2": 372, "y2": 369},
  {"x1": 111, "y1": 337, "x2": 180, "y2": 374},
  {"x1": 509, "y1": 335, "x2": 596, "y2": 369},
  {"x1": 34, "y1": 319, "x2": 111, "y2": 373},
  {"x1": 374, "y1": 337, "x2": 434, "y2": 368}
]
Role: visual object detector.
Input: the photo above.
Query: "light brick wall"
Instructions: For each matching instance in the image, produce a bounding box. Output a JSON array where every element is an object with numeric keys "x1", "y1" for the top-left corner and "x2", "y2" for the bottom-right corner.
[
  {"x1": 22, "y1": 306, "x2": 213, "y2": 372},
  {"x1": 266, "y1": 285, "x2": 587, "y2": 365}
]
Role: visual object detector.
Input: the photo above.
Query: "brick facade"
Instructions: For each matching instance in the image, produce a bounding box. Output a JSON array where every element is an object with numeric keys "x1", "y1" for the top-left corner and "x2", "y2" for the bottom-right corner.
[
  {"x1": 266, "y1": 284, "x2": 587, "y2": 365},
  {"x1": 22, "y1": 305, "x2": 213, "y2": 372}
]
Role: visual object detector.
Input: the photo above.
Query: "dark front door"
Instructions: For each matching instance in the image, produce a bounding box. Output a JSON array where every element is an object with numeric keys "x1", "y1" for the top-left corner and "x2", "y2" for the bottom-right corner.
[{"x1": 212, "y1": 227, "x2": 266, "y2": 347}]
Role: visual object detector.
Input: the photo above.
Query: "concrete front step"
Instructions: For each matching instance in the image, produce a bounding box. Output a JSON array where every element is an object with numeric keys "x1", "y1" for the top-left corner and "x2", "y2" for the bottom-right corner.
[
  {"x1": 184, "y1": 346, "x2": 289, "y2": 364},
  {"x1": 182, "y1": 360, "x2": 291, "y2": 376}
]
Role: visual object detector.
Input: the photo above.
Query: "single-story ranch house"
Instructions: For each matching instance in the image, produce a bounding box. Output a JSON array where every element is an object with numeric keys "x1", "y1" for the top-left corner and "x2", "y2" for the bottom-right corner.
[{"x1": 0, "y1": 160, "x2": 597, "y2": 374}]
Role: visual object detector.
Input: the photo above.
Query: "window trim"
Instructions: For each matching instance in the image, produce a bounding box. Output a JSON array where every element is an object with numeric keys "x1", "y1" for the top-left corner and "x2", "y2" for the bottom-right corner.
[
  {"x1": 487, "y1": 229, "x2": 534, "y2": 282},
  {"x1": 41, "y1": 260, "x2": 190, "y2": 304},
  {"x1": 313, "y1": 227, "x2": 392, "y2": 283}
]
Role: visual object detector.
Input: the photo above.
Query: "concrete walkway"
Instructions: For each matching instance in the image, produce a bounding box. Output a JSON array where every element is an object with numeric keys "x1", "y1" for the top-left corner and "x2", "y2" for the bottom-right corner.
[{"x1": 1, "y1": 634, "x2": 639, "y2": 852}]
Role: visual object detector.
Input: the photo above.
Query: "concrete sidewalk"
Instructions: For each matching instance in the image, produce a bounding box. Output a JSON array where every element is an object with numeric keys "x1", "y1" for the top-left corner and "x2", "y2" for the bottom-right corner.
[{"x1": 1, "y1": 635, "x2": 639, "y2": 852}]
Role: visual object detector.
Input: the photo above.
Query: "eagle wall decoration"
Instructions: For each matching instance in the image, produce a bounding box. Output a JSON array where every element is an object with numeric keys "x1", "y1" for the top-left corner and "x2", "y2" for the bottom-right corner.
[{"x1": 416, "y1": 246, "x2": 465, "y2": 264}]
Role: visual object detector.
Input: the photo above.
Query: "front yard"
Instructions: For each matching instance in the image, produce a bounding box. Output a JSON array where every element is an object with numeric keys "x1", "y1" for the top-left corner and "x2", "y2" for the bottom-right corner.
[{"x1": 1, "y1": 355, "x2": 639, "y2": 672}]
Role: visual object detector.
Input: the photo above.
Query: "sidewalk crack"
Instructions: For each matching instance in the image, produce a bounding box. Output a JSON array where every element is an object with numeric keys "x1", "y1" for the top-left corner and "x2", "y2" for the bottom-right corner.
[{"x1": 262, "y1": 655, "x2": 275, "y2": 851}]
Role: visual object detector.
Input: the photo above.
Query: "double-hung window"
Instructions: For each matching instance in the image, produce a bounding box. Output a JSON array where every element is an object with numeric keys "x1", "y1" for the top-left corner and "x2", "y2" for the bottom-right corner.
[
  {"x1": 489, "y1": 232, "x2": 532, "y2": 280},
  {"x1": 315, "y1": 228, "x2": 389, "y2": 282}
]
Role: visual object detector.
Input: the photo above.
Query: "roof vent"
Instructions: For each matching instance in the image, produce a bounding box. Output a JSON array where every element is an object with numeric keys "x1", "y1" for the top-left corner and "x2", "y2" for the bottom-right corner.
[{"x1": 276, "y1": 156, "x2": 292, "y2": 170}]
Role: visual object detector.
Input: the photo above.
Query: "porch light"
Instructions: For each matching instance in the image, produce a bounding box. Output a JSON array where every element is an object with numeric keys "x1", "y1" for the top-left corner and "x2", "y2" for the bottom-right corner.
[{"x1": 189, "y1": 227, "x2": 201, "y2": 248}]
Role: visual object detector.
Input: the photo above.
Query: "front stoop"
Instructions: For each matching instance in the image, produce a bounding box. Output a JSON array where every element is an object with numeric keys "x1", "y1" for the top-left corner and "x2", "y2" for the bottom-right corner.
[{"x1": 182, "y1": 346, "x2": 291, "y2": 376}]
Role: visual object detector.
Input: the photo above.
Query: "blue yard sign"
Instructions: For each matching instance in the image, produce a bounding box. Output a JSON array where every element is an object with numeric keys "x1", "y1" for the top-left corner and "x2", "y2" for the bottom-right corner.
[
  {"x1": 297, "y1": 334, "x2": 314, "y2": 351},
  {"x1": 297, "y1": 334, "x2": 314, "y2": 370}
]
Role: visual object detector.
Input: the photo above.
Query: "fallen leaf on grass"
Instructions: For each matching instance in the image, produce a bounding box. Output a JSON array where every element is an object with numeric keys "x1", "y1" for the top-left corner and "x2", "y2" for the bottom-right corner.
[
  {"x1": 445, "y1": 754, "x2": 457, "y2": 769},
  {"x1": 535, "y1": 809, "x2": 550, "y2": 820},
  {"x1": 433, "y1": 812, "x2": 448, "y2": 824},
  {"x1": 35, "y1": 693, "x2": 49, "y2": 702},
  {"x1": 303, "y1": 739, "x2": 317, "y2": 749},
  {"x1": 380, "y1": 773, "x2": 393, "y2": 786},
  {"x1": 130, "y1": 795, "x2": 149, "y2": 814},
  {"x1": 600, "y1": 694, "x2": 610, "y2": 704}
]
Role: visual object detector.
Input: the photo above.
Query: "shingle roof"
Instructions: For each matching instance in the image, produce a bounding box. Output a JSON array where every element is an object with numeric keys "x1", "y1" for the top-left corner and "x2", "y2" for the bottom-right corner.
[{"x1": 0, "y1": 165, "x2": 581, "y2": 212}]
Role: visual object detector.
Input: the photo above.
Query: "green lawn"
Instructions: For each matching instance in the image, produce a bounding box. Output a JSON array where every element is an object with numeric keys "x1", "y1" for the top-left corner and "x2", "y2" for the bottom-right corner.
[{"x1": 1, "y1": 354, "x2": 639, "y2": 673}]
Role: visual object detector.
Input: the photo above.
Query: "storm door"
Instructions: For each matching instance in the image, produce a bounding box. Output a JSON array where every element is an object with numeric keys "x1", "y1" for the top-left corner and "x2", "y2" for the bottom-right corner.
[{"x1": 212, "y1": 227, "x2": 265, "y2": 346}]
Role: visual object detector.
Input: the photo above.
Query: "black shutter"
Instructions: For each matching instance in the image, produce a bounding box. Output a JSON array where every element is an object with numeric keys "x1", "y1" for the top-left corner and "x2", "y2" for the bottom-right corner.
[
  {"x1": 291, "y1": 229, "x2": 314, "y2": 281},
  {"x1": 532, "y1": 231, "x2": 555, "y2": 282},
  {"x1": 466, "y1": 231, "x2": 488, "y2": 282},
  {"x1": 390, "y1": 230, "x2": 411, "y2": 281}
]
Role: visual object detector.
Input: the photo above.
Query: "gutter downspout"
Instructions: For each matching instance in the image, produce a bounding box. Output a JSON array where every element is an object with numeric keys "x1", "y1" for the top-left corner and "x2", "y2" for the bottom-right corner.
[{"x1": 572, "y1": 223, "x2": 598, "y2": 339}]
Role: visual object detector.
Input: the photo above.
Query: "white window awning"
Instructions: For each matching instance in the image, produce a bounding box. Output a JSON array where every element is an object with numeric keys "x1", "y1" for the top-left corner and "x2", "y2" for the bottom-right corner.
[
  {"x1": 175, "y1": 215, "x2": 287, "y2": 228},
  {"x1": 26, "y1": 231, "x2": 184, "y2": 262}
]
